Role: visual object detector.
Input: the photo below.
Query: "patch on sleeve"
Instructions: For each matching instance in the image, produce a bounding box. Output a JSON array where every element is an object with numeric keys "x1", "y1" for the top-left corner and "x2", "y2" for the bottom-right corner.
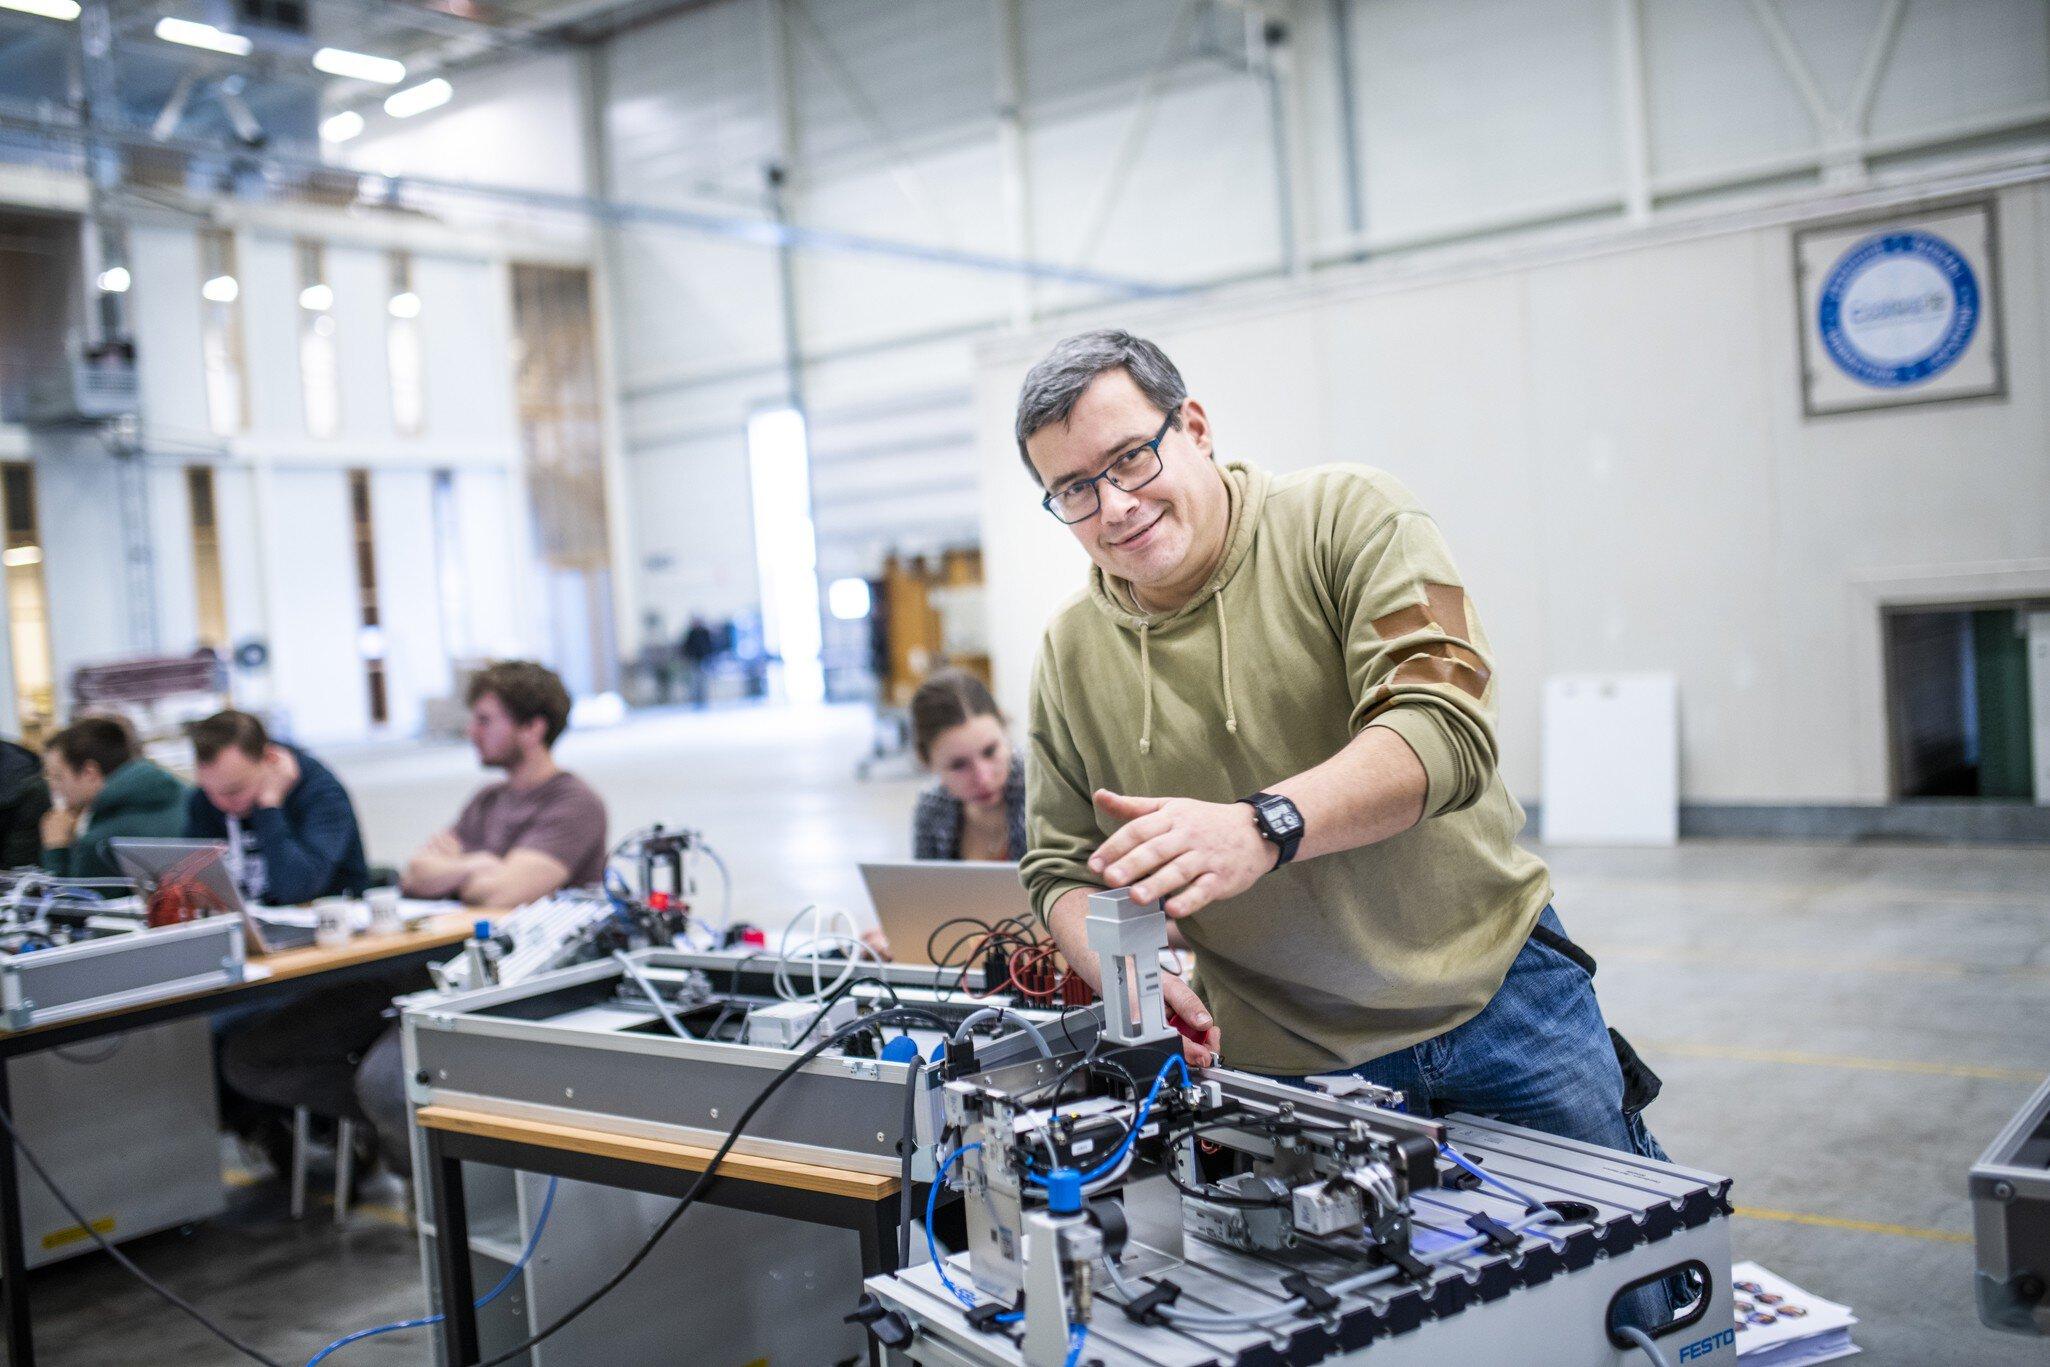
[
  {"x1": 1422, "y1": 582, "x2": 1470, "y2": 639},
  {"x1": 1369, "y1": 603, "x2": 1434, "y2": 640},
  {"x1": 1390, "y1": 648, "x2": 1489, "y2": 700}
]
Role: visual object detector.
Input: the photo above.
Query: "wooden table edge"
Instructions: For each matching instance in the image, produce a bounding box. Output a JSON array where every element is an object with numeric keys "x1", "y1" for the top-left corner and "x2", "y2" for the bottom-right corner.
[{"x1": 416, "y1": 1104, "x2": 902, "y2": 1200}]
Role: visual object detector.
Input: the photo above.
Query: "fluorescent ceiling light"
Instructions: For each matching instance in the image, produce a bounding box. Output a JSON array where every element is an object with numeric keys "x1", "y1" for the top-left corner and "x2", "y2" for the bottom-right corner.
[
  {"x1": 95, "y1": 266, "x2": 130, "y2": 293},
  {"x1": 1, "y1": 546, "x2": 41, "y2": 568},
  {"x1": 298, "y1": 282, "x2": 334, "y2": 312},
  {"x1": 387, "y1": 291, "x2": 420, "y2": 319},
  {"x1": 154, "y1": 17, "x2": 251, "y2": 55},
  {"x1": 313, "y1": 46, "x2": 404, "y2": 84},
  {"x1": 320, "y1": 110, "x2": 364, "y2": 143},
  {"x1": 201, "y1": 274, "x2": 239, "y2": 304},
  {"x1": 0, "y1": 0, "x2": 80, "y2": 20},
  {"x1": 383, "y1": 78, "x2": 450, "y2": 119}
]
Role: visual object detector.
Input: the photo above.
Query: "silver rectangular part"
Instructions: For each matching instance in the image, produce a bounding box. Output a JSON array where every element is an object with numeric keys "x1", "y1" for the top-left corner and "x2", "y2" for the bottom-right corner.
[{"x1": 0, "y1": 915, "x2": 245, "y2": 1032}]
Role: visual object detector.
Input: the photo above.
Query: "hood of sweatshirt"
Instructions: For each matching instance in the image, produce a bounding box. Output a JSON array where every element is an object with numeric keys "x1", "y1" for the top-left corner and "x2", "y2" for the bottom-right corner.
[
  {"x1": 1084, "y1": 460, "x2": 1269, "y2": 755},
  {"x1": 92, "y1": 759, "x2": 185, "y2": 820}
]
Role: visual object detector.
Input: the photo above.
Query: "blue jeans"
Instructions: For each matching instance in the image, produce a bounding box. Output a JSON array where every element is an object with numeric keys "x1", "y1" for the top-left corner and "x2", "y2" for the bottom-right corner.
[{"x1": 1271, "y1": 906, "x2": 1677, "y2": 1327}]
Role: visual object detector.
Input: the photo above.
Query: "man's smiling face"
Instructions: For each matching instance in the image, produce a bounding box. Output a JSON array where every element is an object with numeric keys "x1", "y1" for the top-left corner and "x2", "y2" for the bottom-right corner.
[{"x1": 1025, "y1": 367, "x2": 1220, "y2": 601}]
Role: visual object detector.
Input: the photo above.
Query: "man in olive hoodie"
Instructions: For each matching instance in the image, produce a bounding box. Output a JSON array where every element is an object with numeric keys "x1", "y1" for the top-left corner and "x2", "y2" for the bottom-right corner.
[
  {"x1": 1016, "y1": 330, "x2": 1670, "y2": 1187},
  {"x1": 40, "y1": 717, "x2": 188, "y2": 879}
]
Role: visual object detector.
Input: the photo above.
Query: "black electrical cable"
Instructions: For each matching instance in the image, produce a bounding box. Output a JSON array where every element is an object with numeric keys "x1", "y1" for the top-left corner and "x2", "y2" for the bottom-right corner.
[
  {"x1": 472, "y1": 1005, "x2": 945, "y2": 1367},
  {"x1": 726, "y1": 950, "x2": 776, "y2": 997},
  {"x1": 0, "y1": 1101, "x2": 285, "y2": 1367},
  {"x1": 923, "y1": 915, "x2": 995, "y2": 967},
  {"x1": 1162, "y1": 1166, "x2": 1289, "y2": 1208},
  {"x1": 896, "y1": 1053, "x2": 925, "y2": 1269},
  {"x1": 786, "y1": 973, "x2": 905, "y2": 1050}
]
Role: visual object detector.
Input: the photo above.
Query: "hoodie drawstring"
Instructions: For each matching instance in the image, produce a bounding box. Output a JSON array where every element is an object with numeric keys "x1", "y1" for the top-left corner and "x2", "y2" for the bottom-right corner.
[
  {"x1": 1216, "y1": 596, "x2": 1238, "y2": 735},
  {"x1": 1138, "y1": 622, "x2": 1153, "y2": 755},
  {"x1": 1134, "y1": 604, "x2": 1238, "y2": 755}
]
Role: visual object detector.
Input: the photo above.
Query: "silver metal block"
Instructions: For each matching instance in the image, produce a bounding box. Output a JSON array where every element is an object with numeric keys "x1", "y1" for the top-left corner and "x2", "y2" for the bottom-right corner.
[{"x1": 1083, "y1": 889, "x2": 1173, "y2": 1047}]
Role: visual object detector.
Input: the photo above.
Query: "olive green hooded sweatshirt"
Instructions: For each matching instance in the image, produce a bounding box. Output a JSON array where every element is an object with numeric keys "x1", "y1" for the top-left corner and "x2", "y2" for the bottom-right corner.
[{"x1": 1022, "y1": 460, "x2": 1551, "y2": 1075}]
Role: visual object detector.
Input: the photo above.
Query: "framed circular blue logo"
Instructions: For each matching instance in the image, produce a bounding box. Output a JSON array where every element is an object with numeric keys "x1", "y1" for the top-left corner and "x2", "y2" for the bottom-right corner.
[{"x1": 1816, "y1": 230, "x2": 1979, "y2": 388}]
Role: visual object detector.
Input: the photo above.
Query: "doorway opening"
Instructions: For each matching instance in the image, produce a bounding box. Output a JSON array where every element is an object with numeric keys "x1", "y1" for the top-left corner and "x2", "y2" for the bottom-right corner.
[{"x1": 1884, "y1": 602, "x2": 2047, "y2": 801}]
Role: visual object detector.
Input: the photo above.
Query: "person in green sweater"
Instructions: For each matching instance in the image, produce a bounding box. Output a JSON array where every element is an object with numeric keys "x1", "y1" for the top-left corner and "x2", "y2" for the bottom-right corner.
[
  {"x1": 1014, "y1": 330, "x2": 1671, "y2": 1203},
  {"x1": 39, "y1": 717, "x2": 189, "y2": 880}
]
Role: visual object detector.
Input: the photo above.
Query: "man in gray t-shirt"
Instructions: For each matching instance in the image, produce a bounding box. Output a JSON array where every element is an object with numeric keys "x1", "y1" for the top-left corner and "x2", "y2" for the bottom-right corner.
[
  {"x1": 345, "y1": 662, "x2": 611, "y2": 1181},
  {"x1": 403, "y1": 662, "x2": 609, "y2": 905}
]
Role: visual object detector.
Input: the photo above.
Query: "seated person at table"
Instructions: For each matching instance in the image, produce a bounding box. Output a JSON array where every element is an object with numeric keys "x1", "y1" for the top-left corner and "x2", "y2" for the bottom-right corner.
[
  {"x1": 909, "y1": 669, "x2": 1025, "y2": 862},
  {"x1": 352, "y1": 663, "x2": 608, "y2": 1175},
  {"x1": 401, "y1": 660, "x2": 607, "y2": 905},
  {"x1": 186, "y1": 710, "x2": 369, "y2": 904},
  {"x1": 39, "y1": 717, "x2": 188, "y2": 879},
  {"x1": 0, "y1": 737, "x2": 50, "y2": 869}
]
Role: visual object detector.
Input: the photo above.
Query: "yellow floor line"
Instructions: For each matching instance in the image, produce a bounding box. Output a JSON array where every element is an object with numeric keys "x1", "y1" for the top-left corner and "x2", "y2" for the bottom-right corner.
[
  {"x1": 1637, "y1": 1039, "x2": 2044, "y2": 1084},
  {"x1": 346, "y1": 1201, "x2": 415, "y2": 1230},
  {"x1": 1732, "y1": 1205, "x2": 1972, "y2": 1244},
  {"x1": 1603, "y1": 943, "x2": 2050, "y2": 982},
  {"x1": 300, "y1": 1193, "x2": 416, "y2": 1229}
]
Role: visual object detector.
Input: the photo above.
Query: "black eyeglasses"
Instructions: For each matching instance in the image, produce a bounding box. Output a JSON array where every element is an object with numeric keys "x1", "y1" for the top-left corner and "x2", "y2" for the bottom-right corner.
[{"x1": 1040, "y1": 412, "x2": 1175, "y2": 524}]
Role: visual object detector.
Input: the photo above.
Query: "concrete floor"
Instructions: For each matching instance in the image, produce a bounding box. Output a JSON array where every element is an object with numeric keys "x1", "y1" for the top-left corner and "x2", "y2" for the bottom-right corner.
[{"x1": 22, "y1": 704, "x2": 2050, "y2": 1365}]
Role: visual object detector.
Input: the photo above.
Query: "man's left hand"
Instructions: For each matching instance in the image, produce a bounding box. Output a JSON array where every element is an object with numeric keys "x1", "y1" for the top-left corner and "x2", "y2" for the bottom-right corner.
[
  {"x1": 1088, "y1": 789, "x2": 1276, "y2": 919},
  {"x1": 255, "y1": 745, "x2": 300, "y2": 809},
  {"x1": 39, "y1": 807, "x2": 76, "y2": 849}
]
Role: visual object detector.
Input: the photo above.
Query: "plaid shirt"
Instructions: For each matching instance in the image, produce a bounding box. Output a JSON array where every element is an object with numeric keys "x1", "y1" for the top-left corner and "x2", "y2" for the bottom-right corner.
[{"x1": 912, "y1": 757, "x2": 1027, "y2": 861}]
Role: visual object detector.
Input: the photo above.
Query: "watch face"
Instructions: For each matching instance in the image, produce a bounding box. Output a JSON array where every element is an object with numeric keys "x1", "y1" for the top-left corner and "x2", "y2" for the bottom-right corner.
[{"x1": 1260, "y1": 799, "x2": 1301, "y2": 835}]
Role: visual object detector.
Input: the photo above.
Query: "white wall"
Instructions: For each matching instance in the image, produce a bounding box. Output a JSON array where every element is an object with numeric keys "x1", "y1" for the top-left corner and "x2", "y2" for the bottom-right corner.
[
  {"x1": 261, "y1": 467, "x2": 368, "y2": 744},
  {"x1": 342, "y1": 52, "x2": 591, "y2": 199},
  {"x1": 977, "y1": 177, "x2": 2050, "y2": 808},
  {"x1": 368, "y1": 468, "x2": 450, "y2": 737},
  {"x1": 578, "y1": 0, "x2": 2050, "y2": 656},
  {"x1": 34, "y1": 434, "x2": 131, "y2": 691}
]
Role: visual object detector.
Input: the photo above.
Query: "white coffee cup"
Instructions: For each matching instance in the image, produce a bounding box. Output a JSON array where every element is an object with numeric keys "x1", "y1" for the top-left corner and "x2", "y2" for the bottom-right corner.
[
  {"x1": 315, "y1": 900, "x2": 353, "y2": 949},
  {"x1": 366, "y1": 885, "x2": 403, "y2": 935}
]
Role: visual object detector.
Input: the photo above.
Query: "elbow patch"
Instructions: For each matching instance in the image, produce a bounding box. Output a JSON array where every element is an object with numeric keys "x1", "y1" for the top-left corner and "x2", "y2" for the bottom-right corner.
[{"x1": 1368, "y1": 582, "x2": 1492, "y2": 707}]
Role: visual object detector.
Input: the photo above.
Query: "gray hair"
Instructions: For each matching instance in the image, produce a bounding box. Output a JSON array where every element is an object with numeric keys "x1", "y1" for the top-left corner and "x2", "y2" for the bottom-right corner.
[{"x1": 1013, "y1": 329, "x2": 1187, "y2": 479}]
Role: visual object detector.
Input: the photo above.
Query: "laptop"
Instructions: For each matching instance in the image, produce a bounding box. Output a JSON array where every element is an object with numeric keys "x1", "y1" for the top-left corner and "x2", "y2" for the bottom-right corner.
[
  {"x1": 857, "y1": 860, "x2": 1034, "y2": 966},
  {"x1": 109, "y1": 838, "x2": 318, "y2": 953}
]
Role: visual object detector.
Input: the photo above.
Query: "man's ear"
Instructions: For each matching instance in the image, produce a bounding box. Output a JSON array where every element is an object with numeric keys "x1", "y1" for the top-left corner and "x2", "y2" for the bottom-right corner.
[{"x1": 1180, "y1": 397, "x2": 1213, "y2": 459}]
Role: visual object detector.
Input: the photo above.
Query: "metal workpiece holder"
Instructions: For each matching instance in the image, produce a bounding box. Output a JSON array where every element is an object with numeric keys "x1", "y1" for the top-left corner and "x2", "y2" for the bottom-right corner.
[{"x1": 1085, "y1": 888, "x2": 1175, "y2": 1048}]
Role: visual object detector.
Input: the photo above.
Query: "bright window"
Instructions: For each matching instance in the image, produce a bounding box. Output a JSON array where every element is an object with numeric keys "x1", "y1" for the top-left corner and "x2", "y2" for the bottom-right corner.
[
  {"x1": 199, "y1": 230, "x2": 247, "y2": 437},
  {"x1": 387, "y1": 251, "x2": 424, "y2": 436},
  {"x1": 297, "y1": 239, "x2": 340, "y2": 438}
]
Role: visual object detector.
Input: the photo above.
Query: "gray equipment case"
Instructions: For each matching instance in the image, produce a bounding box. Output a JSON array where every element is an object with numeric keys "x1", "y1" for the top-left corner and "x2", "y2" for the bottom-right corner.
[{"x1": 0, "y1": 914, "x2": 246, "y2": 1031}]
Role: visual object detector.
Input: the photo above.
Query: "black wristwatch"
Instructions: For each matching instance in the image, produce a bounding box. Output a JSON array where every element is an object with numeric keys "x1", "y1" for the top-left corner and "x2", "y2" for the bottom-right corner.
[{"x1": 1238, "y1": 792, "x2": 1304, "y2": 868}]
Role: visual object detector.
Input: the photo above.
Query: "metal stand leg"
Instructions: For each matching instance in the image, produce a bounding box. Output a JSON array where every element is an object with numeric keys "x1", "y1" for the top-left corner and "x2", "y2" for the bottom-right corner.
[
  {"x1": 852, "y1": 1195, "x2": 893, "y2": 1367},
  {"x1": 860, "y1": 1194, "x2": 900, "y2": 1277},
  {"x1": 0, "y1": 1061, "x2": 34, "y2": 1367},
  {"x1": 290, "y1": 1105, "x2": 310, "y2": 1221},
  {"x1": 428, "y1": 1134, "x2": 479, "y2": 1367},
  {"x1": 334, "y1": 1119, "x2": 354, "y2": 1226}
]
